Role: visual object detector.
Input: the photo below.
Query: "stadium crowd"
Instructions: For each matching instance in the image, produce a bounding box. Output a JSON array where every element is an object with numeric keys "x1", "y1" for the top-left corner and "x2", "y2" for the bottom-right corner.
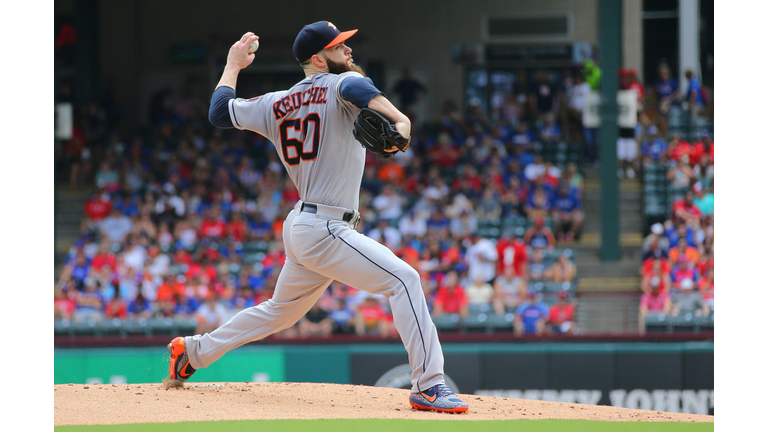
[
  {"x1": 635, "y1": 65, "x2": 714, "y2": 334},
  {"x1": 54, "y1": 68, "x2": 596, "y2": 339}
]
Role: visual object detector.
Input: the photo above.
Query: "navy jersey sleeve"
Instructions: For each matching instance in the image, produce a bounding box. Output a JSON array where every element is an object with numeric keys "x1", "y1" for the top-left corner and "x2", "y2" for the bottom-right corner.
[
  {"x1": 209, "y1": 86, "x2": 236, "y2": 128},
  {"x1": 339, "y1": 76, "x2": 384, "y2": 108}
]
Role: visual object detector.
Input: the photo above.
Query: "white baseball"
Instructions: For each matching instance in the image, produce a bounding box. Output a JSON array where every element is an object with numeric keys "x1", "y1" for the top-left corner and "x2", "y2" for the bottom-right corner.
[{"x1": 248, "y1": 39, "x2": 259, "y2": 53}]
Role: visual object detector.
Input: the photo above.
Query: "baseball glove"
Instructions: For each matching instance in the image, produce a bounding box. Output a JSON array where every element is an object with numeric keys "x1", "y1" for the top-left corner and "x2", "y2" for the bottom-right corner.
[{"x1": 352, "y1": 108, "x2": 411, "y2": 159}]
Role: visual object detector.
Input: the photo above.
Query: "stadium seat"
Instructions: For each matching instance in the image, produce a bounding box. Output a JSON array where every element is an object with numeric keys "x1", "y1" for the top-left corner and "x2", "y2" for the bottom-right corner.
[
  {"x1": 461, "y1": 311, "x2": 489, "y2": 333},
  {"x1": 671, "y1": 313, "x2": 696, "y2": 332},
  {"x1": 71, "y1": 319, "x2": 98, "y2": 337},
  {"x1": 485, "y1": 312, "x2": 515, "y2": 333},
  {"x1": 96, "y1": 318, "x2": 125, "y2": 337},
  {"x1": 432, "y1": 314, "x2": 461, "y2": 333},
  {"x1": 172, "y1": 316, "x2": 198, "y2": 334},
  {"x1": 695, "y1": 313, "x2": 714, "y2": 332},
  {"x1": 54, "y1": 319, "x2": 72, "y2": 337},
  {"x1": 147, "y1": 317, "x2": 175, "y2": 336},
  {"x1": 122, "y1": 318, "x2": 150, "y2": 336},
  {"x1": 644, "y1": 312, "x2": 671, "y2": 333}
]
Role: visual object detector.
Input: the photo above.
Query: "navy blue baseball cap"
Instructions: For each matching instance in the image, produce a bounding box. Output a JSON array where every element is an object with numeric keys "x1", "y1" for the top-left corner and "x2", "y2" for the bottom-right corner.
[{"x1": 293, "y1": 21, "x2": 358, "y2": 63}]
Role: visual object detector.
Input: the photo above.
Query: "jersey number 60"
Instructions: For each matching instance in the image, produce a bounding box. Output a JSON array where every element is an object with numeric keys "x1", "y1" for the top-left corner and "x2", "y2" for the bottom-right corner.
[{"x1": 279, "y1": 113, "x2": 321, "y2": 166}]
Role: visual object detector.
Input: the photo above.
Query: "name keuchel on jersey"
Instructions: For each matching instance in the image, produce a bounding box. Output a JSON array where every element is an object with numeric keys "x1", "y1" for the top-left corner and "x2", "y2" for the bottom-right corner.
[{"x1": 273, "y1": 86, "x2": 329, "y2": 120}]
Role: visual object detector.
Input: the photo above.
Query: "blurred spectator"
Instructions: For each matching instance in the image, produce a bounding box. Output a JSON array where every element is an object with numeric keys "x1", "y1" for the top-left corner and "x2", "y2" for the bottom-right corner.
[
  {"x1": 654, "y1": 64, "x2": 680, "y2": 115},
  {"x1": 667, "y1": 157, "x2": 695, "y2": 190},
  {"x1": 670, "y1": 256, "x2": 701, "y2": 290},
  {"x1": 432, "y1": 271, "x2": 469, "y2": 319},
  {"x1": 354, "y1": 295, "x2": 392, "y2": 336},
  {"x1": 527, "y1": 249, "x2": 548, "y2": 283},
  {"x1": 551, "y1": 183, "x2": 584, "y2": 241},
  {"x1": 371, "y1": 185, "x2": 405, "y2": 224},
  {"x1": 104, "y1": 290, "x2": 128, "y2": 319},
  {"x1": 670, "y1": 191, "x2": 702, "y2": 224},
  {"x1": 539, "y1": 113, "x2": 562, "y2": 143},
  {"x1": 643, "y1": 223, "x2": 670, "y2": 255},
  {"x1": 548, "y1": 290, "x2": 577, "y2": 335},
  {"x1": 691, "y1": 182, "x2": 714, "y2": 217},
  {"x1": 195, "y1": 291, "x2": 228, "y2": 334},
  {"x1": 299, "y1": 301, "x2": 333, "y2": 337},
  {"x1": 638, "y1": 277, "x2": 672, "y2": 335},
  {"x1": 94, "y1": 161, "x2": 121, "y2": 193},
  {"x1": 398, "y1": 209, "x2": 427, "y2": 238},
  {"x1": 464, "y1": 274, "x2": 495, "y2": 308},
  {"x1": 531, "y1": 71, "x2": 556, "y2": 122},
  {"x1": 428, "y1": 133, "x2": 462, "y2": 167},
  {"x1": 666, "y1": 220, "x2": 696, "y2": 249},
  {"x1": 514, "y1": 290, "x2": 549, "y2": 336},
  {"x1": 550, "y1": 254, "x2": 577, "y2": 283},
  {"x1": 640, "y1": 127, "x2": 667, "y2": 164},
  {"x1": 449, "y1": 208, "x2": 478, "y2": 239},
  {"x1": 668, "y1": 238, "x2": 700, "y2": 266},
  {"x1": 493, "y1": 266, "x2": 527, "y2": 315},
  {"x1": 671, "y1": 278, "x2": 709, "y2": 318},
  {"x1": 328, "y1": 297, "x2": 355, "y2": 334},
  {"x1": 684, "y1": 69, "x2": 707, "y2": 119},
  {"x1": 127, "y1": 292, "x2": 153, "y2": 319},
  {"x1": 100, "y1": 207, "x2": 133, "y2": 244},
  {"x1": 524, "y1": 184, "x2": 552, "y2": 221},
  {"x1": 82, "y1": 191, "x2": 112, "y2": 233},
  {"x1": 640, "y1": 257, "x2": 671, "y2": 294},
  {"x1": 699, "y1": 267, "x2": 714, "y2": 312},
  {"x1": 496, "y1": 234, "x2": 528, "y2": 279},
  {"x1": 73, "y1": 279, "x2": 105, "y2": 323},
  {"x1": 465, "y1": 234, "x2": 498, "y2": 285},
  {"x1": 391, "y1": 68, "x2": 427, "y2": 116},
  {"x1": 368, "y1": 219, "x2": 402, "y2": 251},
  {"x1": 475, "y1": 188, "x2": 502, "y2": 223},
  {"x1": 523, "y1": 218, "x2": 556, "y2": 251},
  {"x1": 511, "y1": 121, "x2": 537, "y2": 149},
  {"x1": 54, "y1": 286, "x2": 76, "y2": 320}
]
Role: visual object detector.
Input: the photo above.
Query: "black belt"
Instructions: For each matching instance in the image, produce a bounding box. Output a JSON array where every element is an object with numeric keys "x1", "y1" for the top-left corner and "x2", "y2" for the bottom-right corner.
[{"x1": 300, "y1": 203, "x2": 356, "y2": 222}]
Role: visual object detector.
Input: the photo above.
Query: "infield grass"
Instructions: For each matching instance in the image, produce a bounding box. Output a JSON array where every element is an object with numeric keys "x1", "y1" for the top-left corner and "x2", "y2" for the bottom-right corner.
[{"x1": 55, "y1": 419, "x2": 714, "y2": 432}]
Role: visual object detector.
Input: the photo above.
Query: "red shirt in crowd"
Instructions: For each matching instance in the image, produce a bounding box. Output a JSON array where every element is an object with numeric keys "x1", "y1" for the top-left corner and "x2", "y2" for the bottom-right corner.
[
  {"x1": 496, "y1": 237, "x2": 528, "y2": 276},
  {"x1": 227, "y1": 219, "x2": 247, "y2": 242},
  {"x1": 669, "y1": 141, "x2": 692, "y2": 161},
  {"x1": 671, "y1": 199, "x2": 702, "y2": 221},
  {"x1": 84, "y1": 197, "x2": 112, "y2": 221},
  {"x1": 549, "y1": 303, "x2": 574, "y2": 325},
  {"x1": 200, "y1": 218, "x2": 226, "y2": 238},
  {"x1": 91, "y1": 251, "x2": 117, "y2": 272},
  {"x1": 642, "y1": 258, "x2": 670, "y2": 277},
  {"x1": 433, "y1": 286, "x2": 468, "y2": 314}
]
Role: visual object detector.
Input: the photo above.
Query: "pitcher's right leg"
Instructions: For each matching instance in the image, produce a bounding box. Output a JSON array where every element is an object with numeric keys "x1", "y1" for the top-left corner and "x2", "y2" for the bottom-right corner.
[{"x1": 181, "y1": 259, "x2": 332, "y2": 371}]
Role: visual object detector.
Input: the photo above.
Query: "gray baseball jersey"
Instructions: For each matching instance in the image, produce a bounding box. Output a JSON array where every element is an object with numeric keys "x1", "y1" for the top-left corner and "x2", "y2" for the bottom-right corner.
[
  {"x1": 229, "y1": 71, "x2": 365, "y2": 210},
  {"x1": 184, "y1": 71, "x2": 446, "y2": 393}
]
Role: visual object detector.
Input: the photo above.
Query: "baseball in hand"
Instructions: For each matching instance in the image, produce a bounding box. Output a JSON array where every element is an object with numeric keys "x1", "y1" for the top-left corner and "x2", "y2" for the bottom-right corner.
[{"x1": 248, "y1": 39, "x2": 259, "y2": 53}]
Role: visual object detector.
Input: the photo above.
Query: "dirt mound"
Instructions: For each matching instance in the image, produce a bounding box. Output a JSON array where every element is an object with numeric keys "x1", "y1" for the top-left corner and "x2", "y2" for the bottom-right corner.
[{"x1": 54, "y1": 382, "x2": 714, "y2": 426}]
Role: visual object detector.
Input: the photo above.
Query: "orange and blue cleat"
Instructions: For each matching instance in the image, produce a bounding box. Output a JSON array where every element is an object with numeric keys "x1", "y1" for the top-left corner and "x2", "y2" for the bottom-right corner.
[
  {"x1": 409, "y1": 383, "x2": 469, "y2": 413},
  {"x1": 167, "y1": 336, "x2": 196, "y2": 387}
]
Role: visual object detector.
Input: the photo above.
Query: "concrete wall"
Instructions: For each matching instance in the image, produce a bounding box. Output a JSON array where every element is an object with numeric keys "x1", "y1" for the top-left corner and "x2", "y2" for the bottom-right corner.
[{"x1": 57, "y1": 0, "x2": 644, "y2": 132}]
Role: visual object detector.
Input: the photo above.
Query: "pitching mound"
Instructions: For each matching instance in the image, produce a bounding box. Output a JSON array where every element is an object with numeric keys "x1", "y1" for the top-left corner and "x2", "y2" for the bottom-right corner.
[{"x1": 54, "y1": 382, "x2": 713, "y2": 426}]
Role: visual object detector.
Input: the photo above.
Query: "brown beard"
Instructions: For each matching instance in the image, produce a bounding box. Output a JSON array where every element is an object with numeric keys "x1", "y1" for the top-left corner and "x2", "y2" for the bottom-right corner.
[{"x1": 326, "y1": 57, "x2": 366, "y2": 76}]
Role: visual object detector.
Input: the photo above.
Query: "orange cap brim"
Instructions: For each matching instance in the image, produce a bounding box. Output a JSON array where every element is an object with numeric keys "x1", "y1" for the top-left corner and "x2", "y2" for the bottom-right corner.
[{"x1": 324, "y1": 29, "x2": 358, "y2": 49}]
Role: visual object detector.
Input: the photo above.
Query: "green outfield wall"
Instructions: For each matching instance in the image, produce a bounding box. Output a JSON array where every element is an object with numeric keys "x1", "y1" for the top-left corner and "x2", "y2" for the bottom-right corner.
[{"x1": 55, "y1": 342, "x2": 713, "y2": 415}]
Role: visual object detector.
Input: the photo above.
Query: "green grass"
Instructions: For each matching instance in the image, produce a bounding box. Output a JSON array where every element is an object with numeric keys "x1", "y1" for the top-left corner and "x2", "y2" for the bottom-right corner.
[{"x1": 56, "y1": 419, "x2": 714, "y2": 432}]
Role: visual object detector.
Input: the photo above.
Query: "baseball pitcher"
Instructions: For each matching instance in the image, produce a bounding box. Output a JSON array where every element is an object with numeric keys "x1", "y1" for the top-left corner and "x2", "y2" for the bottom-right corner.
[{"x1": 166, "y1": 21, "x2": 468, "y2": 413}]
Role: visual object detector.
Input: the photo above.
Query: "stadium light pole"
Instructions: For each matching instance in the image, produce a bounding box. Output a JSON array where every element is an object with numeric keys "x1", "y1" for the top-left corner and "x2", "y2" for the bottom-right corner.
[{"x1": 598, "y1": 0, "x2": 621, "y2": 261}]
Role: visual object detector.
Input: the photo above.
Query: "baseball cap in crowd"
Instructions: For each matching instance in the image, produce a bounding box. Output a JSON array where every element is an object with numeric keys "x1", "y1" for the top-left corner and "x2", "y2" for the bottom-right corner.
[
  {"x1": 651, "y1": 223, "x2": 664, "y2": 236},
  {"x1": 293, "y1": 21, "x2": 358, "y2": 63}
]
